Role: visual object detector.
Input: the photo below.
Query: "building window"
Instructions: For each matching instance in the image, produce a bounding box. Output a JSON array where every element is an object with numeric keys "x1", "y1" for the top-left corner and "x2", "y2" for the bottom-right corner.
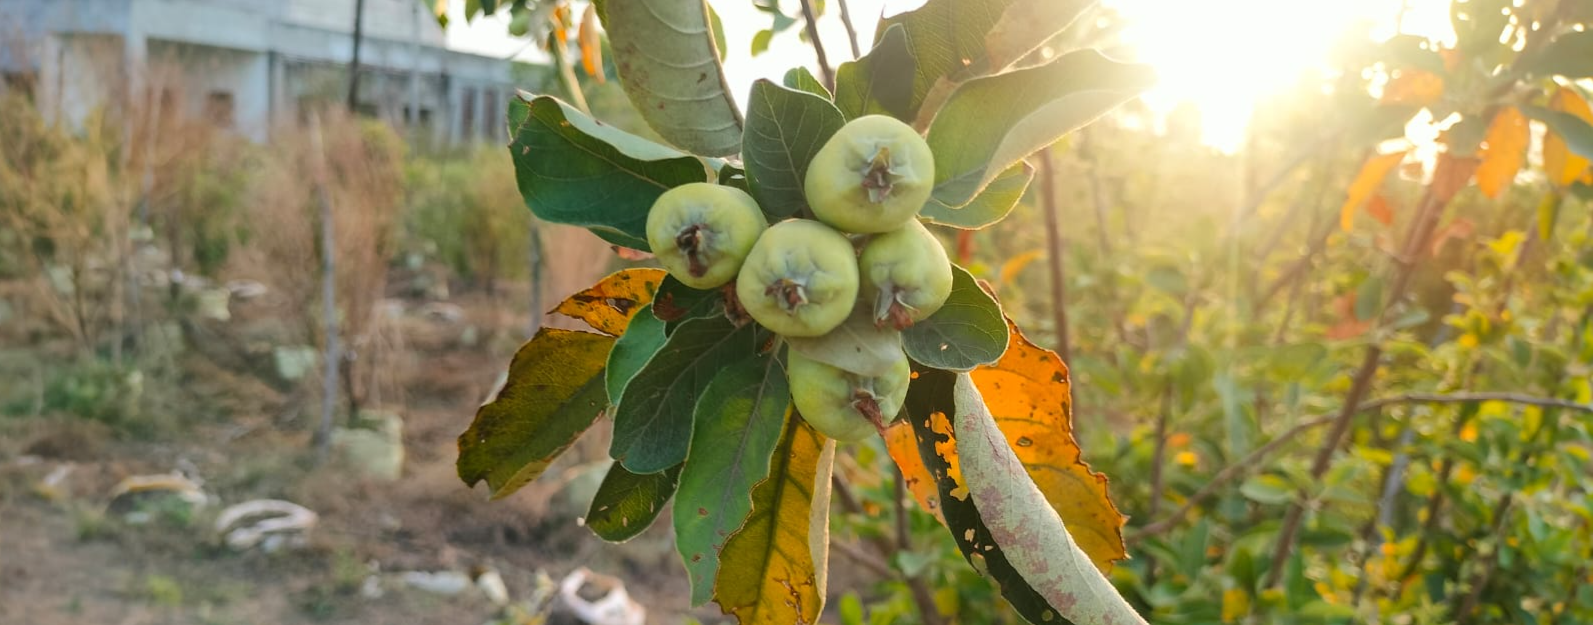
[
  {"x1": 481, "y1": 88, "x2": 498, "y2": 140},
  {"x1": 404, "y1": 106, "x2": 433, "y2": 126},
  {"x1": 460, "y1": 87, "x2": 476, "y2": 141},
  {"x1": 205, "y1": 91, "x2": 235, "y2": 128}
]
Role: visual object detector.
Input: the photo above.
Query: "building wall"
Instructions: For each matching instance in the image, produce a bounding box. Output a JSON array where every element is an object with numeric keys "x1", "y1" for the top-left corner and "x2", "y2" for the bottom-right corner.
[
  {"x1": 286, "y1": 0, "x2": 445, "y2": 47},
  {"x1": 148, "y1": 40, "x2": 271, "y2": 142}
]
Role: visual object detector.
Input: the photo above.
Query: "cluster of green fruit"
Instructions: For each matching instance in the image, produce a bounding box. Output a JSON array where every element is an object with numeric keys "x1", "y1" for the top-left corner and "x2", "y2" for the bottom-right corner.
[{"x1": 645, "y1": 115, "x2": 952, "y2": 442}]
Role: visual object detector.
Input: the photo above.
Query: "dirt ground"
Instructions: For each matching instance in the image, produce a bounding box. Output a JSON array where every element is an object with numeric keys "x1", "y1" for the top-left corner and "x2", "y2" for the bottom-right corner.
[{"x1": 0, "y1": 284, "x2": 722, "y2": 625}]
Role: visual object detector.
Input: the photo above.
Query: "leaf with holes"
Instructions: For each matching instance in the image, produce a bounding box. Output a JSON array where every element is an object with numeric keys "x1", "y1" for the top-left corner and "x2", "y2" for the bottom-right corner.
[
  {"x1": 676, "y1": 353, "x2": 791, "y2": 606},
  {"x1": 552, "y1": 268, "x2": 667, "y2": 336},
  {"x1": 509, "y1": 95, "x2": 708, "y2": 250},
  {"x1": 586, "y1": 461, "x2": 684, "y2": 542},
  {"x1": 926, "y1": 51, "x2": 1155, "y2": 208},
  {"x1": 603, "y1": 0, "x2": 744, "y2": 156},
  {"x1": 611, "y1": 316, "x2": 764, "y2": 473},
  {"x1": 458, "y1": 328, "x2": 613, "y2": 499},
  {"x1": 713, "y1": 419, "x2": 835, "y2": 625},
  {"x1": 743, "y1": 80, "x2": 847, "y2": 220},
  {"x1": 902, "y1": 265, "x2": 1007, "y2": 371}
]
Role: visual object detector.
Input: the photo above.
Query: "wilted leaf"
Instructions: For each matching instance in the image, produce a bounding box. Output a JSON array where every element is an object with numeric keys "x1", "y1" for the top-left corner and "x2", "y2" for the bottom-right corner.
[
  {"x1": 743, "y1": 80, "x2": 847, "y2": 220},
  {"x1": 919, "y1": 162, "x2": 1035, "y2": 230},
  {"x1": 1366, "y1": 193, "x2": 1394, "y2": 225},
  {"x1": 652, "y1": 276, "x2": 723, "y2": 330},
  {"x1": 606, "y1": 305, "x2": 667, "y2": 405},
  {"x1": 1476, "y1": 107, "x2": 1528, "y2": 198},
  {"x1": 714, "y1": 419, "x2": 835, "y2": 625},
  {"x1": 833, "y1": 24, "x2": 915, "y2": 120},
  {"x1": 458, "y1": 329, "x2": 613, "y2": 499},
  {"x1": 952, "y1": 373, "x2": 1144, "y2": 624},
  {"x1": 611, "y1": 316, "x2": 763, "y2": 473},
  {"x1": 604, "y1": 0, "x2": 744, "y2": 156},
  {"x1": 676, "y1": 354, "x2": 792, "y2": 606},
  {"x1": 551, "y1": 268, "x2": 667, "y2": 336},
  {"x1": 902, "y1": 265, "x2": 1008, "y2": 371},
  {"x1": 787, "y1": 306, "x2": 906, "y2": 378},
  {"x1": 1338, "y1": 151, "x2": 1407, "y2": 231},
  {"x1": 585, "y1": 461, "x2": 683, "y2": 542},
  {"x1": 927, "y1": 50, "x2": 1155, "y2": 208},
  {"x1": 578, "y1": 3, "x2": 606, "y2": 82},
  {"x1": 1380, "y1": 69, "x2": 1444, "y2": 107},
  {"x1": 509, "y1": 95, "x2": 708, "y2": 250},
  {"x1": 1531, "y1": 88, "x2": 1593, "y2": 187},
  {"x1": 1429, "y1": 218, "x2": 1476, "y2": 256},
  {"x1": 884, "y1": 421, "x2": 943, "y2": 522},
  {"x1": 998, "y1": 250, "x2": 1044, "y2": 288}
]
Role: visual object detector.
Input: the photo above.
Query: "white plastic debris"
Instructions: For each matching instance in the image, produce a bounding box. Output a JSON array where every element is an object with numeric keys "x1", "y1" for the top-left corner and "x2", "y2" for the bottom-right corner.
[
  {"x1": 214, "y1": 499, "x2": 318, "y2": 551},
  {"x1": 475, "y1": 568, "x2": 510, "y2": 606},
  {"x1": 558, "y1": 568, "x2": 645, "y2": 625},
  {"x1": 401, "y1": 570, "x2": 473, "y2": 596},
  {"x1": 107, "y1": 472, "x2": 209, "y2": 524},
  {"x1": 226, "y1": 280, "x2": 270, "y2": 300}
]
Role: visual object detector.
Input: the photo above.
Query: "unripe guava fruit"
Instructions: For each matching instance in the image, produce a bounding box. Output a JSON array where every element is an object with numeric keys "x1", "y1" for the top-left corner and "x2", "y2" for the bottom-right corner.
[
  {"x1": 646, "y1": 183, "x2": 768, "y2": 289},
  {"x1": 736, "y1": 219, "x2": 859, "y2": 337},
  {"x1": 804, "y1": 115, "x2": 934, "y2": 234},
  {"x1": 788, "y1": 349, "x2": 910, "y2": 442},
  {"x1": 859, "y1": 219, "x2": 953, "y2": 329}
]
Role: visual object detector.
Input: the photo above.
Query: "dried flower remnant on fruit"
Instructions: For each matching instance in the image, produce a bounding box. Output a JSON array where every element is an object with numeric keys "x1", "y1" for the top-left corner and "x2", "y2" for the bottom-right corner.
[
  {"x1": 806, "y1": 115, "x2": 935, "y2": 233},
  {"x1": 789, "y1": 350, "x2": 908, "y2": 442},
  {"x1": 646, "y1": 183, "x2": 767, "y2": 289},
  {"x1": 860, "y1": 220, "x2": 953, "y2": 328},
  {"x1": 736, "y1": 220, "x2": 858, "y2": 337}
]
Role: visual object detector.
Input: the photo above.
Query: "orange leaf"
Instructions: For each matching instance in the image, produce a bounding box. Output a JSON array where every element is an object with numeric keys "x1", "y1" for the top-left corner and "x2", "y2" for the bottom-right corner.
[
  {"x1": 1381, "y1": 69, "x2": 1444, "y2": 107},
  {"x1": 1340, "y1": 151, "x2": 1408, "y2": 231},
  {"x1": 1327, "y1": 293, "x2": 1372, "y2": 339},
  {"x1": 1429, "y1": 218, "x2": 1476, "y2": 256},
  {"x1": 552, "y1": 3, "x2": 572, "y2": 49},
  {"x1": 1544, "y1": 87, "x2": 1593, "y2": 187},
  {"x1": 549, "y1": 268, "x2": 667, "y2": 335},
  {"x1": 886, "y1": 418, "x2": 946, "y2": 523},
  {"x1": 887, "y1": 321, "x2": 1128, "y2": 571},
  {"x1": 1430, "y1": 153, "x2": 1480, "y2": 205},
  {"x1": 1476, "y1": 107, "x2": 1528, "y2": 198},
  {"x1": 611, "y1": 246, "x2": 653, "y2": 261},
  {"x1": 578, "y1": 3, "x2": 606, "y2": 82},
  {"x1": 1367, "y1": 193, "x2": 1395, "y2": 226}
]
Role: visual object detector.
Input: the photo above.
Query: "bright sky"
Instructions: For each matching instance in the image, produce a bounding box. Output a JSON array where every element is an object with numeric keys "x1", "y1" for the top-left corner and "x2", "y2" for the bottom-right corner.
[{"x1": 446, "y1": 0, "x2": 1458, "y2": 153}]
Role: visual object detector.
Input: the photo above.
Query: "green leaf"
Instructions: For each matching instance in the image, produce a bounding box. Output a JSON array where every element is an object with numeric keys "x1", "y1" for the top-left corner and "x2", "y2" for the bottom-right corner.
[
  {"x1": 751, "y1": 29, "x2": 774, "y2": 56},
  {"x1": 927, "y1": 50, "x2": 1155, "y2": 208},
  {"x1": 508, "y1": 95, "x2": 708, "y2": 250},
  {"x1": 457, "y1": 328, "x2": 613, "y2": 499},
  {"x1": 903, "y1": 265, "x2": 1008, "y2": 371},
  {"x1": 743, "y1": 80, "x2": 847, "y2": 220},
  {"x1": 902, "y1": 367, "x2": 1068, "y2": 625},
  {"x1": 709, "y1": 2, "x2": 728, "y2": 60},
  {"x1": 788, "y1": 306, "x2": 906, "y2": 378},
  {"x1": 718, "y1": 161, "x2": 752, "y2": 195},
  {"x1": 585, "y1": 461, "x2": 683, "y2": 542},
  {"x1": 1240, "y1": 474, "x2": 1295, "y2": 505},
  {"x1": 604, "y1": 0, "x2": 744, "y2": 156},
  {"x1": 783, "y1": 67, "x2": 832, "y2": 99},
  {"x1": 1527, "y1": 30, "x2": 1593, "y2": 79},
  {"x1": 1355, "y1": 275, "x2": 1384, "y2": 322},
  {"x1": 675, "y1": 353, "x2": 792, "y2": 606},
  {"x1": 833, "y1": 24, "x2": 915, "y2": 120},
  {"x1": 879, "y1": 0, "x2": 1096, "y2": 121},
  {"x1": 1144, "y1": 265, "x2": 1187, "y2": 296},
  {"x1": 713, "y1": 418, "x2": 835, "y2": 625},
  {"x1": 920, "y1": 162, "x2": 1035, "y2": 229},
  {"x1": 652, "y1": 276, "x2": 723, "y2": 332},
  {"x1": 1523, "y1": 104, "x2": 1593, "y2": 160},
  {"x1": 611, "y1": 316, "x2": 763, "y2": 473},
  {"x1": 1538, "y1": 190, "x2": 1564, "y2": 241},
  {"x1": 606, "y1": 305, "x2": 667, "y2": 405}
]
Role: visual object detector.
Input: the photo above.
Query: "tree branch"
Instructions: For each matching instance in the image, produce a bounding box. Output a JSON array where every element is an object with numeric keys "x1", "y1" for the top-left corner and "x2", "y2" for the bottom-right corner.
[
  {"x1": 797, "y1": 0, "x2": 835, "y2": 91},
  {"x1": 834, "y1": 0, "x2": 862, "y2": 59}
]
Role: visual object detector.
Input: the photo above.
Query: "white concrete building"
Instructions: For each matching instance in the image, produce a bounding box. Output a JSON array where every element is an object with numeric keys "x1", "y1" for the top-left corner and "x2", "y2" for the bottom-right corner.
[{"x1": 0, "y1": 0, "x2": 528, "y2": 143}]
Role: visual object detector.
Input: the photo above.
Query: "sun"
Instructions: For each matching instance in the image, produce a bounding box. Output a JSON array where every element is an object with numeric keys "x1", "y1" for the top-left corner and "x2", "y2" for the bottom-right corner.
[{"x1": 1108, "y1": 0, "x2": 1456, "y2": 153}]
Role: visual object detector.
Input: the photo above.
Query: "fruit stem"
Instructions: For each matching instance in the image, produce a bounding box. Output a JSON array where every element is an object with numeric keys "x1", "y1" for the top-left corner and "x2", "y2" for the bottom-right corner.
[
  {"x1": 675, "y1": 224, "x2": 710, "y2": 277},
  {"x1": 861, "y1": 146, "x2": 895, "y2": 204}
]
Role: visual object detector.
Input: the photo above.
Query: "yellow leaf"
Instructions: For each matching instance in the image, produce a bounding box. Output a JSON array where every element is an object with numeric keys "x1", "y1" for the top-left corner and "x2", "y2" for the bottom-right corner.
[
  {"x1": 1175, "y1": 451, "x2": 1198, "y2": 466},
  {"x1": 888, "y1": 321, "x2": 1129, "y2": 571},
  {"x1": 578, "y1": 3, "x2": 606, "y2": 82},
  {"x1": 549, "y1": 268, "x2": 667, "y2": 335},
  {"x1": 1544, "y1": 87, "x2": 1593, "y2": 187},
  {"x1": 1222, "y1": 587, "x2": 1250, "y2": 622},
  {"x1": 714, "y1": 420, "x2": 833, "y2": 625},
  {"x1": 1340, "y1": 151, "x2": 1408, "y2": 231},
  {"x1": 1476, "y1": 107, "x2": 1528, "y2": 198},
  {"x1": 552, "y1": 3, "x2": 572, "y2": 49},
  {"x1": 1381, "y1": 69, "x2": 1444, "y2": 107},
  {"x1": 997, "y1": 249, "x2": 1043, "y2": 287}
]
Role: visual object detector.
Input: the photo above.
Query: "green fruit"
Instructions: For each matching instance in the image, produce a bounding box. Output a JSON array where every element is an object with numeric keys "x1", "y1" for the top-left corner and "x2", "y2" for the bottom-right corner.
[
  {"x1": 736, "y1": 219, "x2": 859, "y2": 337},
  {"x1": 646, "y1": 183, "x2": 768, "y2": 289},
  {"x1": 859, "y1": 219, "x2": 953, "y2": 329},
  {"x1": 804, "y1": 115, "x2": 935, "y2": 233},
  {"x1": 788, "y1": 349, "x2": 910, "y2": 442}
]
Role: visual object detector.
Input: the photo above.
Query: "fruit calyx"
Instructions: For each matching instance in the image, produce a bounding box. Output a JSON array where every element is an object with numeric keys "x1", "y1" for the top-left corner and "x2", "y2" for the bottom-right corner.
[
  {"x1": 674, "y1": 224, "x2": 710, "y2": 277},
  {"x1": 861, "y1": 146, "x2": 896, "y2": 204},
  {"x1": 766, "y1": 277, "x2": 810, "y2": 312},
  {"x1": 873, "y1": 285, "x2": 918, "y2": 330}
]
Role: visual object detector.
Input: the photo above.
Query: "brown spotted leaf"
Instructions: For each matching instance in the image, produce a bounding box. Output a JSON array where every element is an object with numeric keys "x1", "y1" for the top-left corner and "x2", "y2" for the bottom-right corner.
[
  {"x1": 458, "y1": 328, "x2": 613, "y2": 499},
  {"x1": 713, "y1": 419, "x2": 834, "y2": 625},
  {"x1": 551, "y1": 268, "x2": 667, "y2": 335}
]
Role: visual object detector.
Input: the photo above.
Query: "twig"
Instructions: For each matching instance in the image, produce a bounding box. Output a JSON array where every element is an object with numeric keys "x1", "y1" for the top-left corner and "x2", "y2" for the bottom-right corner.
[
  {"x1": 896, "y1": 467, "x2": 947, "y2": 625},
  {"x1": 1038, "y1": 148, "x2": 1071, "y2": 362},
  {"x1": 1455, "y1": 493, "x2": 1513, "y2": 624},
  {"x1": 1078, "y1": 130, "x2": 1114, "y2": 256},
  {"x1": 832, "y1": 475, "x2": 947, "y2": 625},
  {"x1": 831, "y1": 537, "x2": 895, "y2": 579},
  {"x1": 797, "y1": 0, "x2": 835, "y2": 91},
  {"x1": 309, "y1": 112, "x2": 340, "y2": 464},
  {"x1": 1146, "y1": 386, "x2": 1171, "y2": 521},
  {"x1": 1130, "y1": 391, "x2": 1593, "y2": 539},
  {"x1": 834, "y1": 0, "x2": 862, "y2": 59}
]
